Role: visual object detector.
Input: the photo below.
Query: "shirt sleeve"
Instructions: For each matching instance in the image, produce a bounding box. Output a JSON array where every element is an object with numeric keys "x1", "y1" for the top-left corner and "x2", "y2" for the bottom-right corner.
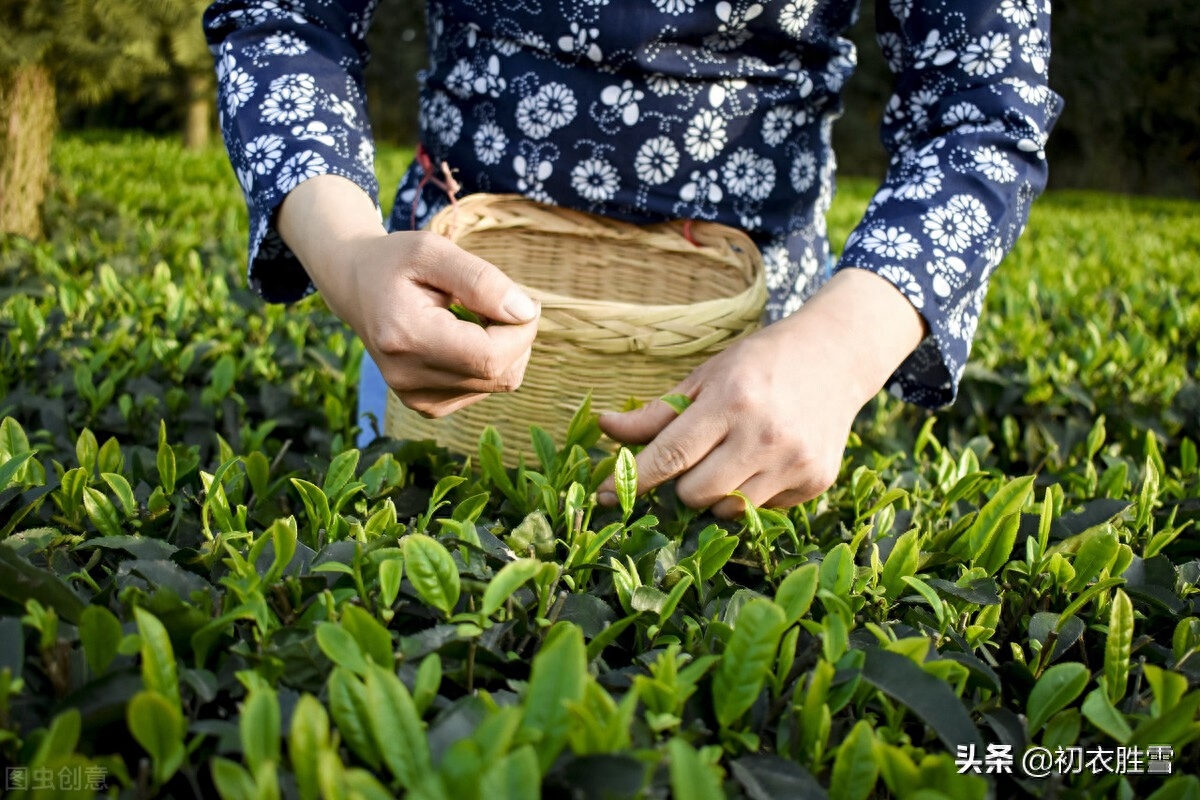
[
  {"x1": 203, "y1": 0, "x2": 381, "y2": 304},
  {"x1": 835, "y1": 0, "x2": 1063, "y2": 407}
]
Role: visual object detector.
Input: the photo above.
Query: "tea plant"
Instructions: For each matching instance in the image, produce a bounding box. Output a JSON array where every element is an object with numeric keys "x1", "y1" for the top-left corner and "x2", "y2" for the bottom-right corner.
[{"x1": 0, "y1": 134, "x2": 1197, "y2": 798}]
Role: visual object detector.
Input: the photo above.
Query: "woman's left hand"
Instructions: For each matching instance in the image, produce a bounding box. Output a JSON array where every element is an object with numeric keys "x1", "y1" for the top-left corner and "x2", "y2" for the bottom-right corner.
[{"x1": 596, "y1": 267, "x2": 927, "y2": 518}]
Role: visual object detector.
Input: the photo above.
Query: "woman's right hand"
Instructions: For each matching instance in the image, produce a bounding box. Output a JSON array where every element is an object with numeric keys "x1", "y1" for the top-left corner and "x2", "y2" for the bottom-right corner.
[{"x1": 277, "y1": 174, "x2": 540, "y2": 418}]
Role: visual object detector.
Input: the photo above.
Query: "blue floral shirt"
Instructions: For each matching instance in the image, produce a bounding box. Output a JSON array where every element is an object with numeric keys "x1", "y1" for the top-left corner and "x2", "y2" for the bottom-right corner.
[{"x1": 204, "y1": 0, "x2": 1061, "y2": 407}]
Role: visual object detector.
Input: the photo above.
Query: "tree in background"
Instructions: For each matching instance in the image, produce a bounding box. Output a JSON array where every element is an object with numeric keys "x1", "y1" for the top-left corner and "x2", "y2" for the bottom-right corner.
[
  {"x1": 0, "y1": 0, "x2": 164, "y2": 238},
  {"x1": 0, "y1": 0, "x2": 215, "y2": 240},
  {"x1": 147, "y1": 0, "x2": 215, "y2": 151}
]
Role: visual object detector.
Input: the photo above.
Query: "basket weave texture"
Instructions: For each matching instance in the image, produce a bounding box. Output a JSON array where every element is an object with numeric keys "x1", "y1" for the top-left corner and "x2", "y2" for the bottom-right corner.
[{"x1": 384, "y1": 194, "x2": 766, "y2": 463}]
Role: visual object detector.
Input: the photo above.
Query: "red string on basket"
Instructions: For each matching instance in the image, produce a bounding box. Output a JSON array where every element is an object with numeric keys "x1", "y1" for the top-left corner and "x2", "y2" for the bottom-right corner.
[{"x1": 411, "y1": 143, "x2": 462, "y2": 234}]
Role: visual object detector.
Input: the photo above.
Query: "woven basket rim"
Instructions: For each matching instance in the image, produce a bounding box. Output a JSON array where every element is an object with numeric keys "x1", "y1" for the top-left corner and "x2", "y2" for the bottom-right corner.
[{"x1": 429, "y1": 193, "x2": 766, "y2": 315}]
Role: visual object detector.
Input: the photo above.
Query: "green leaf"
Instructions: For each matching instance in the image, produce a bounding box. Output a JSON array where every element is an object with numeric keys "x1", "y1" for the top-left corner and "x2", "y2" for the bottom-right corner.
[
  {"x1": 323, "y1": 449, "x2": 361, "y2": 499},
  {"x1": 290, "y1": 694, "x2": 330, "y2": 800},
  {"x1": 413, "y1": 654, "x2": 441, "y2": 716},
  {"x1": 975, "y1": 511, "x2": 1020, "y2": 577},
  {"x1": 1145, "y1": 776, "x2": 1200, "y2": 800},
  {"x1": 127, "y1": 690, "x2": 185, "y2": 786},
  {"x1": 403, "y1": 533, "x2": 461, "y2": 617},
  {"x1": 1067, "y1": 528, "x2": 1121, "y2": 592},
  {"x1": 0, "y1": 451, "x2": 34, "y2": 491},
  {"x1": 963, "y1": 475, "x2": 1035, "y2": 559},
  {"x1": 615, "y1": 447, "x2": 637, "y2": 521},
  {"x1": 508, "y1": 509, "x2": 556, "y2": 559},
  {"x1": 100, "y1": 472, "x2": 137, "y2": 516},
  {"x1": 341, "y1": 605, "x2": 394, "y2": 669},
  {"x1": 157, "y1": 421, "x2": 176, "y2": 494},
  {"x1": 80, "y1": 605, "x2": 123, "y2": 675},
  {"x1": 379, "y1": 557, "x2": 404, "y2": 609},
  {"x1": 364, "y1": 663, "x2": 433, "y2": 789},
  {"x1": 291, "y1": 478, "x2": 331, "y2": 535},
  {"x1": 860, "y1": 647, "x2": 984, "y2": 753},
  {"x1": 481, "y1": 558, "x2": 543, "y2": 618},
  {"x1": 1027, "y1": 662, "x2": 1090, "y2": 735},
  {"x1": 1081, "y1": 685, "x2": 1132, "y2": 743},
  {"x1": 659, "y1": 393, "x2": 693, "y2": 414},
  {"x1": 1105, "y1": 589, "x2": 1134, "y2": 704},
  {"x1": 712, "y1": 598, "x2": 787, "y2": 728},
  {"x1": 29, "y1": 708, "x2": 81, "y2": 768},
  {"x1": 775, "y1": 563, "x2": 819, "y2": 626},
  {"x1": 134, "y1": 606, "x2": 181, "y2": 714},
  {"x1": 0, "y1": 547, "x2": 85, "y2": 625},
  {"x1": 518, "y1": 622, "x2": 587, "y2": 772},
  {"x1": 829, "y1": 720, "x2": 878, "y2": 800},
  {"x1": 83, "y1": 486, "x2": 123, "y2": 536},
  {"x1": 530, "y1": 425, "x2": 557, "y2": 476},
  {"x1": 75, "y1": 427, "x2": 98, "y2": 476},
  {"x1": 479, "y1": 744, "x2": 540, "y2": 800},
  {"x1": 668, "y1": 737, "x2": 724, "y2": 800},
  {"x1": 819, "y1": 544, "x2": 854, "y2": 597},
  {"x1": 315, "y1": 622, "x2": 371, "y2": 676},
  {"x1": 880, "y1": 530, "x2": 920, "y2": 598},
  {"x1": 327, "y1": 667, "x2": 381, "y2": 771},
  {"x1": 211, "y1": 757, "x2": 257, "y2": 800},
  {"x1": 241, "y1": 683, "x2": 281, "y2": 775}
]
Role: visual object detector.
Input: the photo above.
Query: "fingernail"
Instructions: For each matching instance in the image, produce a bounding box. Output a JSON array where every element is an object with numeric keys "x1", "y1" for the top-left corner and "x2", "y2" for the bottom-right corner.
[
  {"x1": 503, "y1": 288, "x2": 537, "y2": 322},
  {"x1": 597, "y1": 491, "x2": 617, "y2": 507}
]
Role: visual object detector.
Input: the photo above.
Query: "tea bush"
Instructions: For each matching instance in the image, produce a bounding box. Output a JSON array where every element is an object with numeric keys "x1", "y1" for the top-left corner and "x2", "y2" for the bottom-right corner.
[{"x1": 0, "y1": 133, "x2": 1198, "y2": 799}]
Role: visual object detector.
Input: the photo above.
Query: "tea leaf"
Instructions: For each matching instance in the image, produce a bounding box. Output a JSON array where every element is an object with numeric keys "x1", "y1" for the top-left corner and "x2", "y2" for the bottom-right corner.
[
  {"x1": 480, "y1": 744, "x2": 540, "y2": 800},
  {"x1": 518, "y1": 622, "x2": 587, "y2": 772},
  {"x1": 341, "y1": 604, "x2": 394, "y2": 669},
  {"x1": 84, "y1": 487, "x2": 123, "y2": 537},
  {"x1": 1105, "y1": 589, "x2": 1134, "y2": 703},
  {"x1": 241, "y1": 681, "x2": 281, "y2": 775},
  {"x1": 615, "y1": 447, "x2": 637, "y2": 521},
  {"x1": 860, "y1": 646, "x2": 984, "y2": 753},
  {"x1": 1081, "y1": 685, "x2": 1132, "y2": 743},
  {"x1": 413, "y1": 654, "x2": 441, "y2": 717},
  {"x1": 365, "y1": 663, "x2": 432, "y2": 789},
  {"x1": 713, "y1": 598, "x2": 787, "y2": 727},
  {"x1": 668, "y1": 737, "x2": 724, "y2": 800},
  {"x1": 0, "y1": 547, "x2": 85, "y2": 625},
  {"x1": 481, "y1": 558, "x2": 542, "y2": 618},
  {"x1": 1027, "y1": 662, "x2": 1089, "y2": 735},
  {"x1": 830, "y1": 720, "x2": 878, "y2": 800},
  {"x1": 660, "y1": 393, "x2": 693, "y2": 414},
  {"x1": 315, "y1": 622, "x2": 371, "y2": 676},
  {"x1": 80, "y1": 605, "x2": 123, "y2": 675},
  {"x1": 290, "y1": 695, "x2": 330, "y2": 800},
  {"x1": 880, "y1": 530, "x2": 920, "y2": 599},
  {"x1": 156, "y1": 421, "x2": 176, "y2": 494},
  {"x1": 379, "y1": 556, "x2": 404, "y2": 609},
  {"x1": 963, "y1": 475, "x2": 1035, "y2": 559},
  {"x1": 327, "y1": 667, "x2": 382, "y2": 771},
  {"x1": 775, "y1": 562, "x2": 819, "y2": 626},
  {"x1": 403, "y1": 533, "x2": 461, "y2": 617},
  {"x1": 134, "y1": 606, "x2": 181, "y2": 713},
  {"x1": 127, "y1": 690, "x2": 185, "y2": 786}
]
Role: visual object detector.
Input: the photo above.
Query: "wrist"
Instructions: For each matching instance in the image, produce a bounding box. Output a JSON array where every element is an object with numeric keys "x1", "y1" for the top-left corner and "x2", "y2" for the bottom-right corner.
[{"x1": 793, "y1": 267, "x2": 928, "y2": 405}]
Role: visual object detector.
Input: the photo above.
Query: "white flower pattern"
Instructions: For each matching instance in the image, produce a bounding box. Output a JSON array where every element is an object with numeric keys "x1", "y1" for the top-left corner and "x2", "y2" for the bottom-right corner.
[{"x1": 207, "y1": 0, "x2": 1062, "y2": 408}]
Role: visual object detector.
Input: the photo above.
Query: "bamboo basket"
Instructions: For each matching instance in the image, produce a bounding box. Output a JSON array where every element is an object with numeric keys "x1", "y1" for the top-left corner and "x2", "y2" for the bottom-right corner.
[{"x1": 384, "y1": 194, "x2": 766, "y2": 464}]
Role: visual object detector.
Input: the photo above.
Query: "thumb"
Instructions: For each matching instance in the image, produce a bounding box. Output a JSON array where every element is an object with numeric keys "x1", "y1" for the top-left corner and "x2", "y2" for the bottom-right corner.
[
  {"x1": 599, "y1": 398, "x2": 685, "y2": 445},
  {"x1": 416, "y1": 240, "x2": 538, "y2": 324}
]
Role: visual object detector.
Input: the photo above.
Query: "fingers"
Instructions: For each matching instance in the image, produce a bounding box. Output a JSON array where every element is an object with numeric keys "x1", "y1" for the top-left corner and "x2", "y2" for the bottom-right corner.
[
  {"x1": 409, "y1": 233, "x2": 539, "y2": 324},
  {"x1": 396, "y1": 388, "x2": 490, "y2": 418},
  {"x1": 412, "y1": 304, "x2": 539, "y2": 380},
  {"x1": 383, "y1": 344, "x2": 534, "y2": 394},
  {"x1": 599, "y1": 394, "x2": 727, "y2": 502}
]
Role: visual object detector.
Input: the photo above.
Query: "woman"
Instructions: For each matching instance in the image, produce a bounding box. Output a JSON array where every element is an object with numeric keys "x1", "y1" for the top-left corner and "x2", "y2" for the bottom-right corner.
[{"x1": 203, "y1": 0, "x2": 1060, "y2": 517}]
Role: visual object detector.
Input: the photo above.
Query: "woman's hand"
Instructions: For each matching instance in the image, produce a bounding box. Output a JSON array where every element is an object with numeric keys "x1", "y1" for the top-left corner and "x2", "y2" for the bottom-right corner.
[
  {"x1": 278, "y1": 175, "x2": 540, "y2": 418},
  {"x1": 597, "y1": 267, "x2": 926, "y2": 517}
]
